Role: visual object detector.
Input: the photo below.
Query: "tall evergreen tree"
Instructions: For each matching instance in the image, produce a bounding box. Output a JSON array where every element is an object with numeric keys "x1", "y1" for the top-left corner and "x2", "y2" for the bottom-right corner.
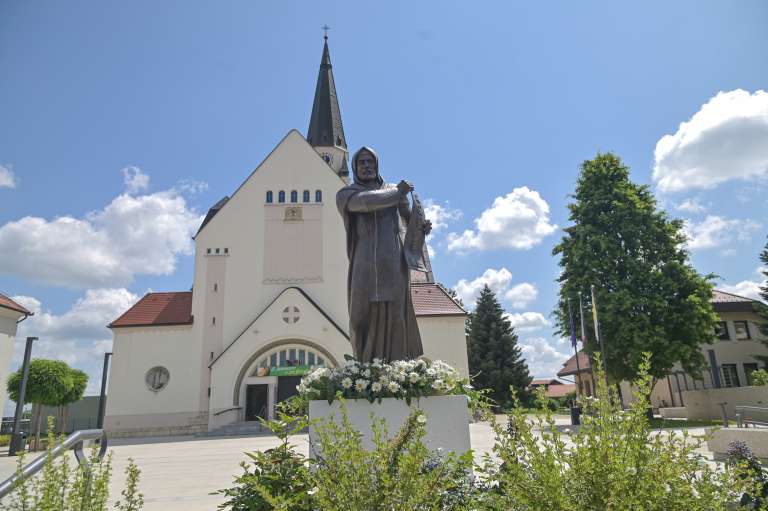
[
  {"x1": 553, "y1": 152, "x2": 718, "y2": 384},
  {"x1": 467, "y1": 285, "x2": 532, "y2": 407},
  {"x1": 754, "y1": 236, "x2": 768, "y2": 366}
]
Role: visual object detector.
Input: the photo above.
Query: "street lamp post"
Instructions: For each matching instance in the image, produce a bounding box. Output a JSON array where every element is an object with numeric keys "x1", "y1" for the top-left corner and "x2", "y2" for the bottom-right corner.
[
  {"x1": 96, "y1": 352, "x2": 112, "y2": 429},
  {"x1": 8, "y1": 337, "x2": 37, "y2": 456}
]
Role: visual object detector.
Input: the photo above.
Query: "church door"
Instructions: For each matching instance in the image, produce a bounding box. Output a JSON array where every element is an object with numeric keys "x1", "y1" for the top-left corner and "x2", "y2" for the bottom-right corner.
[
  {"x1": 277, "y1": 376, "x2": 302, "y2": 404},
  {"x1": 245, "y1": 384, "x2": 269, "y2": 422}
]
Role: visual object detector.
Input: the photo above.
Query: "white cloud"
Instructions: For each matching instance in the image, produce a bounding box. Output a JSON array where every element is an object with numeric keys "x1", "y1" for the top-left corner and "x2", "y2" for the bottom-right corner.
[
  {"x1": 121, "y1": 166, "x2": 149, "y2": 194},
  {"x1": 423, "y1": 200, "x2": 462, "y2": 233},
  {"x1": 519, "y1": 337, "x2": 571, "y2": 378},
  {"x1": 505, "y1": 312, "x2": 551, "y2": 332},
  {"x1": 720, "y1": 267, "x2": 767, "y2": 302},
  {"x1": 6, "y1": 289, "x2": 138, "y2": 413},
  {"x1": 454, "y1": 268, "x2": 512, "y2": 306},
  {"x1": 505, "y1": 283, "x2": 538, "y2": 309},
  {"x1": 675, "y1": 198, "x2": 706, "y2": 214},
  {"x1": 447, "y1": 187, "x2": 557, "y2": 252},
  {"x1": 653, "y1": 89, "x2": 768, "y2": 192},
  {"x1": 453, "y1": 267, "x2": 538, "y2": 310},
  {"x1": 0, "y1": 164, "x2": 17, "y2": 189},
  {"x1": 682, "y1": 215, "x2": 760, "y2": 251},
  {"x1": 0, "y1": 171, "x2": 204, "y2": 288}
]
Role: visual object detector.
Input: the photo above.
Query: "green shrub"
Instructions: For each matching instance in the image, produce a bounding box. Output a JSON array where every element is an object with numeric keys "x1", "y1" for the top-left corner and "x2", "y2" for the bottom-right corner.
[
  {"x1": 751, "y1": 369, "x2": 768, "y2": 386},
  {"x1": 0, "y1": 435, "x2": 10, "y2": 447},
  {"x1": 2, "y1": 417, "x2": 143, "y2": 510},
  {"x1": 481, "y1": 354, "x2": 750, "y2": 510}
]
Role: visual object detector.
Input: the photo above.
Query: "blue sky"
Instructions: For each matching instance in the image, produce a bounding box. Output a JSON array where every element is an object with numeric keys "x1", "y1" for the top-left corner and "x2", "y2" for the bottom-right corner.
[{"x1": 1, "y1": 1, "x2": 767, "y2": 406}]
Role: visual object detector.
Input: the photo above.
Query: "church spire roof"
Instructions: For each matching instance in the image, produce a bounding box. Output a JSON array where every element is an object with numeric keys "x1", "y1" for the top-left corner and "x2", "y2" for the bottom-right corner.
[{"x1": 307, "y1": 35, "x2": 347, "y2": 151}]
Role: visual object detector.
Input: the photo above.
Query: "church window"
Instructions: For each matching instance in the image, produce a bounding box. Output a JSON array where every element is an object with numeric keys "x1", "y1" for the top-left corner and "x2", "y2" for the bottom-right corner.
[
  {"x1": 289, "y1": 348, "x2": 297, "y2": 364},
  {"x1": 308, "y1": 352, "x2": 315, "y2": 365},
  {"x1": 224, "y1": 248, "x2": 229, "y2": 254},
  {"x1": 298, "y1": 349, "x2": 306, "y2": 365},
  {"x1": 303, "y1": 190, "x2": 310, "y2": 202},
  {"x1": 290, "y1": 190, "x2": 298, "y2": 203},
  {"x1": 315, "y1": 190, "x2": 322, "y2": 202},
  {"x1": 317, "y1": 356, "x2": 325, "y2": 366},
  {"x1": 215, "y1": 248, "x2": 220, "y2": 254},
  {"x1": 145, "y1": 366, "x2": 170, "y2": 393},
  {"x1": 279, "y1": 350, "x2": 287, "y2": 366},
  {"x1": 212, "y1": 316, "x2": 216, "y2": 325},
  {"x1": 282, "y1": 306, "x2": 300, "y2": 324},
  {"x1": 266, "y1": 191, "x2": 273, "y2": 203},
  {"x1": 278, "y1": 191, "x2": 285, "y2": 203},
  {"x1": 213, "y1": 283, "x2": 217, "y2": 292},
  {"x1": 270, "y1": 353, "x2": 277, "y2": 367},
  {"x1": 207, "y1": 248, "x2": 211, "y2": 254}
]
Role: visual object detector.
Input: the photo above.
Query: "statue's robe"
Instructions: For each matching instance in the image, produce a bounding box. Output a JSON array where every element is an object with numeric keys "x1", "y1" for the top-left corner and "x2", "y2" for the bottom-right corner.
[{"x1": 336, "y1": 181, "x2": 424, "y2": 362}]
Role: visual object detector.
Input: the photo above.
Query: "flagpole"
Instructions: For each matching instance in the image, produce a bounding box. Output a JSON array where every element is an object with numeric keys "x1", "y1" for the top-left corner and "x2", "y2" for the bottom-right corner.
[
  {"x1": 591, "y1": 284, "x2": 608, "y2": 388},
  {"x1": 568, "y1": 298, "x2": 582, "y2": 397}
]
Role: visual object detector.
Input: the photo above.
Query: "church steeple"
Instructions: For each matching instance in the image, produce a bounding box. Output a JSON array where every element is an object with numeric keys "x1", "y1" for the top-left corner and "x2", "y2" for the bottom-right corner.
[{"x1": 307, "y1": 32, "x2": 349, "y2": 179}]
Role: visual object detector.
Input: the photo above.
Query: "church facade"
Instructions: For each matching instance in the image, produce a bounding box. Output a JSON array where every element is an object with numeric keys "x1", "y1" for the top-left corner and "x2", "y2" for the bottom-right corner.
[{"x1": 105, "y1": 40, "x2": 468, "y2": 437}]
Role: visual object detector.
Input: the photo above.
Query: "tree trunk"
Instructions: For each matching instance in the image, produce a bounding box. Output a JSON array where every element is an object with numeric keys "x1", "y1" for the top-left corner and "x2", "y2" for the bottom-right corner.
[{"x1": 33, "y1": 404, "x2": 43, "y2": 451}]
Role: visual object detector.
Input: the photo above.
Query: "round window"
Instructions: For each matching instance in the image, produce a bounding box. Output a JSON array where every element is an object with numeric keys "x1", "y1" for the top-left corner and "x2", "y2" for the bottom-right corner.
[{"x1": 145, "y1": 366, "x2": 170, "y2": 393}]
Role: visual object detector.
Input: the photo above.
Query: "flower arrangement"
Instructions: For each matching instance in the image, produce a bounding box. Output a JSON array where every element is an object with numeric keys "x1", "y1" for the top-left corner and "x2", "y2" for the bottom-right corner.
[{"x1": 297, "y1": 357, "x2": 471, "y2": 405}]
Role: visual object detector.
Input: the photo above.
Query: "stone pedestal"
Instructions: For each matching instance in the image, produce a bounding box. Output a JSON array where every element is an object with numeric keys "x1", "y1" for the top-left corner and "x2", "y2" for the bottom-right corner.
[{"x1": 308, "y1": 395, "x2": 471, "y2": 457}]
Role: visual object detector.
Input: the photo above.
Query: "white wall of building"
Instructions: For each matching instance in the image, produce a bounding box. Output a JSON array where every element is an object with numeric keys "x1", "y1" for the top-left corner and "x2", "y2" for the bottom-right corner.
[
  {"x1": 105, "y1": 324, "x2": 203, "y2": 431},
  {"x1": 0, "y1": 310, "x2": 23, "y2": 418},
  {"x1": 417, "y1": 316, "x2": 469, "y2": 378}
]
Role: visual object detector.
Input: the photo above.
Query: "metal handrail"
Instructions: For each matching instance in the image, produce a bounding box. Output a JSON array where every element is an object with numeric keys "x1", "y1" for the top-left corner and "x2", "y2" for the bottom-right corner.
[
  {"x1": 213, "y1": 406, "x2": 242, "y2": 417},
  {"x1": 735, "y1": 405, "x2": 768, "y2": 428},
  {"x1": 0, "y1": 429, "x2": 107, "y2": 499}
]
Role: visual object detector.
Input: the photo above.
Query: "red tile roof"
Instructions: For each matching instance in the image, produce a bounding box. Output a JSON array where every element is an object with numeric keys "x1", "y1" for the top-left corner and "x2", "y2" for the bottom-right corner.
[
  {"x1": 557, "y1": 351, "x2": 591, "y2": 377},
  {"x1": 547, "y1": 383, "x2": 577, "y2": 398},
  {"x1": 530, "y1": 378, "x2": 561, "y2": 386},
  {"x1": 411, "y1": 283, "x2": 466, "y2": 316},
  {"x1": 109, "y1": 292, "x2": 193, "y2": 328},
  {"x1": 0, "y1": 293, "x2": 32, "y2": 316},
  {"x1": 712, "y1": 290, "x2": 756, "y2": 303},
  {"x1": 0, "y1": 293, "x2": 34, "y2": 316}
]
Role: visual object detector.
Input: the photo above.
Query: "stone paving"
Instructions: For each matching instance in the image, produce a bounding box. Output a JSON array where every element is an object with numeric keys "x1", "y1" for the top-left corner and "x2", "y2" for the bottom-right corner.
[{"x1": 0, "y1": 415, "x2": 716, "y2": 511}]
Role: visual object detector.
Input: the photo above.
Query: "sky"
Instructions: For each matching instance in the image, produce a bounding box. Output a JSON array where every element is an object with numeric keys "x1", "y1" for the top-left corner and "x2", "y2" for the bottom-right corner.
[{"x1": 1, "y1": 1, "x2": 767, "y2": 411}]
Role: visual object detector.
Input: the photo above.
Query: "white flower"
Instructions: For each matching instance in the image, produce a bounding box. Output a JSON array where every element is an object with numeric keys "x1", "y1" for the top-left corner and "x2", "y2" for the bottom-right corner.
[
  {"x1": 355, "y1": 379, "x2": 368, "y2": 391},
  {"x1": 426, "y1": 368, "x2": 437, "y2": 376},
  {"x1": 371, "y1": 381, "x2": 383, "y2": 392},
  {"x1": 416, "y1": 413, "x2": 427, "y2": 424},
  {"x1": 387, "y1": 381, "x2": 401, "y2": 393},
  {"x1": 409, "y1": 372, "x2": 420, "y2": 384},
  {"x1": 341, "y1": 377, "x2": 353, "y2": 389},
  {"x1": 431, "y1": 379, "x2": 444, "y2": 390},
  {"x1": 362, "y1": 369, "x2": 372, "y2": 378}
]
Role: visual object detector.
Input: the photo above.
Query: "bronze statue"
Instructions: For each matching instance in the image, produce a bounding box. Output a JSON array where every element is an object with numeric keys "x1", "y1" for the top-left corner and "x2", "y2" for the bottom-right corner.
[{"x1": 336, "y1": 147, "x2": 432, "y2": 362}]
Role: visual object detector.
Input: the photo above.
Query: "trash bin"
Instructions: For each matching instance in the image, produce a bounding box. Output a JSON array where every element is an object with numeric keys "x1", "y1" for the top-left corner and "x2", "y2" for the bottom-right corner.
[{"x1": 570, "y1": 406, "x2": 582, "y2": 425}]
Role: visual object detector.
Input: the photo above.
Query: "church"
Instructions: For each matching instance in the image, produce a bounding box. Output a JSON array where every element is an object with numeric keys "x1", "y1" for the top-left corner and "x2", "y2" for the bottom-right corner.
[{"x1": 104, "y1": 38, "x2": 469, "y2": 437}]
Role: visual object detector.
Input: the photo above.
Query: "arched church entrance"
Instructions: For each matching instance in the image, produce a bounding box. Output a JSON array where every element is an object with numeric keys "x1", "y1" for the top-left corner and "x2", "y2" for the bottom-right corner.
[{"x1": 236, "y1": 340, "x2": 338, "y2": 421}]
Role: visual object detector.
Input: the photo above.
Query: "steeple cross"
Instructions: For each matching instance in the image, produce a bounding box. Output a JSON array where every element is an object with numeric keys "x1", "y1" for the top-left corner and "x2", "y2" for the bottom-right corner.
[{"x1": 322, "y1": 24, "x2": 331, "y2": 40}]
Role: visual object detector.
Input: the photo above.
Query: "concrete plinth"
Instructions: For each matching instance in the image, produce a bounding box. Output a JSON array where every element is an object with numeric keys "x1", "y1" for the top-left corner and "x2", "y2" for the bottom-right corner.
[
  {"x1": 308, "y1": 395, "x2": 471, "y2": 457},
  {"x1": 707, "y1": 427, "x2": 768, "y2": 462}
]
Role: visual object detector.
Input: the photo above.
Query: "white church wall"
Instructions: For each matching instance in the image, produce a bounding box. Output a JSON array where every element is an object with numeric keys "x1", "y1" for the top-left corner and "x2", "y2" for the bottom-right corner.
[
  {"x1": 191, "y1": 130, "x2": 349, "y2": 359},
  {"x1": 105, "y1": 324, "x2": 204, "y2": 432},
  {"x1": 0, "y1": 310, "x2": 21, "y2": 418},
  {"x1": 417, "y1": 315, "x2": 470, "y2": 378},
  {"x1": 207, "y1": 287, "x2": 352, "y2": 428}
]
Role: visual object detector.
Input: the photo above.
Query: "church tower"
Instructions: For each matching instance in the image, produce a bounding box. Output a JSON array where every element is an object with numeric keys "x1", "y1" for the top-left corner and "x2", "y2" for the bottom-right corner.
[{"x1": 307, "y1": 34, "x2": 349, "y2": 180}]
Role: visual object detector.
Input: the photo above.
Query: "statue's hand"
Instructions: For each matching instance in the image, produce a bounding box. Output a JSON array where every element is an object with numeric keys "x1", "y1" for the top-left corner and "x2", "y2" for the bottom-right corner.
[
  {"x1": 397, "y1": 180, "x2": 414, "y2": 195},
  {"x1": 423, "y1": 220, "x2": 433, "y2": 235}
]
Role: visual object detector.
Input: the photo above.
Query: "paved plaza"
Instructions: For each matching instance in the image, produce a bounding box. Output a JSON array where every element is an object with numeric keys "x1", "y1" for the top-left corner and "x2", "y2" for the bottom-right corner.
[{"x1": 0, "y1": 416, "x2": 716, "y2": 511}]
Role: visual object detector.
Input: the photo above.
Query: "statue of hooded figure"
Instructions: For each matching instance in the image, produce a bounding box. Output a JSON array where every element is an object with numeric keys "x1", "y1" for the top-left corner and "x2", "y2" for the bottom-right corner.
[{"x1": 336, "y1": 147, "x2": 431, "y2": 362}]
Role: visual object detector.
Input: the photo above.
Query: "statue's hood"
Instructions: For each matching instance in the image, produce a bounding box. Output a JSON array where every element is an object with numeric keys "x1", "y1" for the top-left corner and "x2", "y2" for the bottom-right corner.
[{"x1": 351, "y1": 146, "x2": 383, "y2": 187}]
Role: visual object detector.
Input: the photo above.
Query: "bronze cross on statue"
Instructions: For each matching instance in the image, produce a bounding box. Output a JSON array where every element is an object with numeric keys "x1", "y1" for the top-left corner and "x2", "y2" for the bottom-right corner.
[{"x1": 322, "y1": 24, "x2": 331, "y2": 40}]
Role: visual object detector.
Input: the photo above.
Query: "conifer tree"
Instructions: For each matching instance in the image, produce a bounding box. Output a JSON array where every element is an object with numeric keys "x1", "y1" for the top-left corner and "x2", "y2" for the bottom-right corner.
[
  {"x1": 553, "y1": 152, "x2": 718, "y2": 384},
  {"x1": 754, "y1": 236, "x2": 768, "y2": 366},
  {"x1": 467, "y1": 285, "x2": 532, "y2": 407}
]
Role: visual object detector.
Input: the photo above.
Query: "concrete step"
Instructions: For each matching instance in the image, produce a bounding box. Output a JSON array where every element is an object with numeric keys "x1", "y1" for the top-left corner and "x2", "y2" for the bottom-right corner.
[{"x1": 195, "y1": 421, "x2": 269, "y2": 438}]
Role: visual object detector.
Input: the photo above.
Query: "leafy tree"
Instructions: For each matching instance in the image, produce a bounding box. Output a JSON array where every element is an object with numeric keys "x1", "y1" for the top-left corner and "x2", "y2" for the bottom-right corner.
[
  {"x1": 754, "y1": 236, "x2": 768, "y2": 367},
  {"x1": 59, "y1": 368, "x2": 88, "y2": 433},
  {"x1": 467, "y1": 285, "x2": 532, "y2": 407},
  {"x1": 7, "y1": 359, "x2": 73, "y2": 449},
  {"x1": 552, "y1": 152, "x2": 719, "y2": 384}
]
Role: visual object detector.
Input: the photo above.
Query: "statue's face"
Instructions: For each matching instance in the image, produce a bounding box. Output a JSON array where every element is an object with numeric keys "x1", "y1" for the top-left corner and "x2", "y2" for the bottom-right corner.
[{"x1": 355, "y1": 150, "x2": 378, "y2": 182}]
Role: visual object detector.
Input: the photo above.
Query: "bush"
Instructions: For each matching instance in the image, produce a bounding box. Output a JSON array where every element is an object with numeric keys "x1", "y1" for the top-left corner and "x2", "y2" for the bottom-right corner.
[
  {"x1": 2, "y1": 418, "x2": 144, "y2": 510},
  {"x1": 480, "y1": 354, "x2": 750, "y2": 510},
  {"x1": 751, "y1": 369, "x2": 768, "y2": 386}
]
